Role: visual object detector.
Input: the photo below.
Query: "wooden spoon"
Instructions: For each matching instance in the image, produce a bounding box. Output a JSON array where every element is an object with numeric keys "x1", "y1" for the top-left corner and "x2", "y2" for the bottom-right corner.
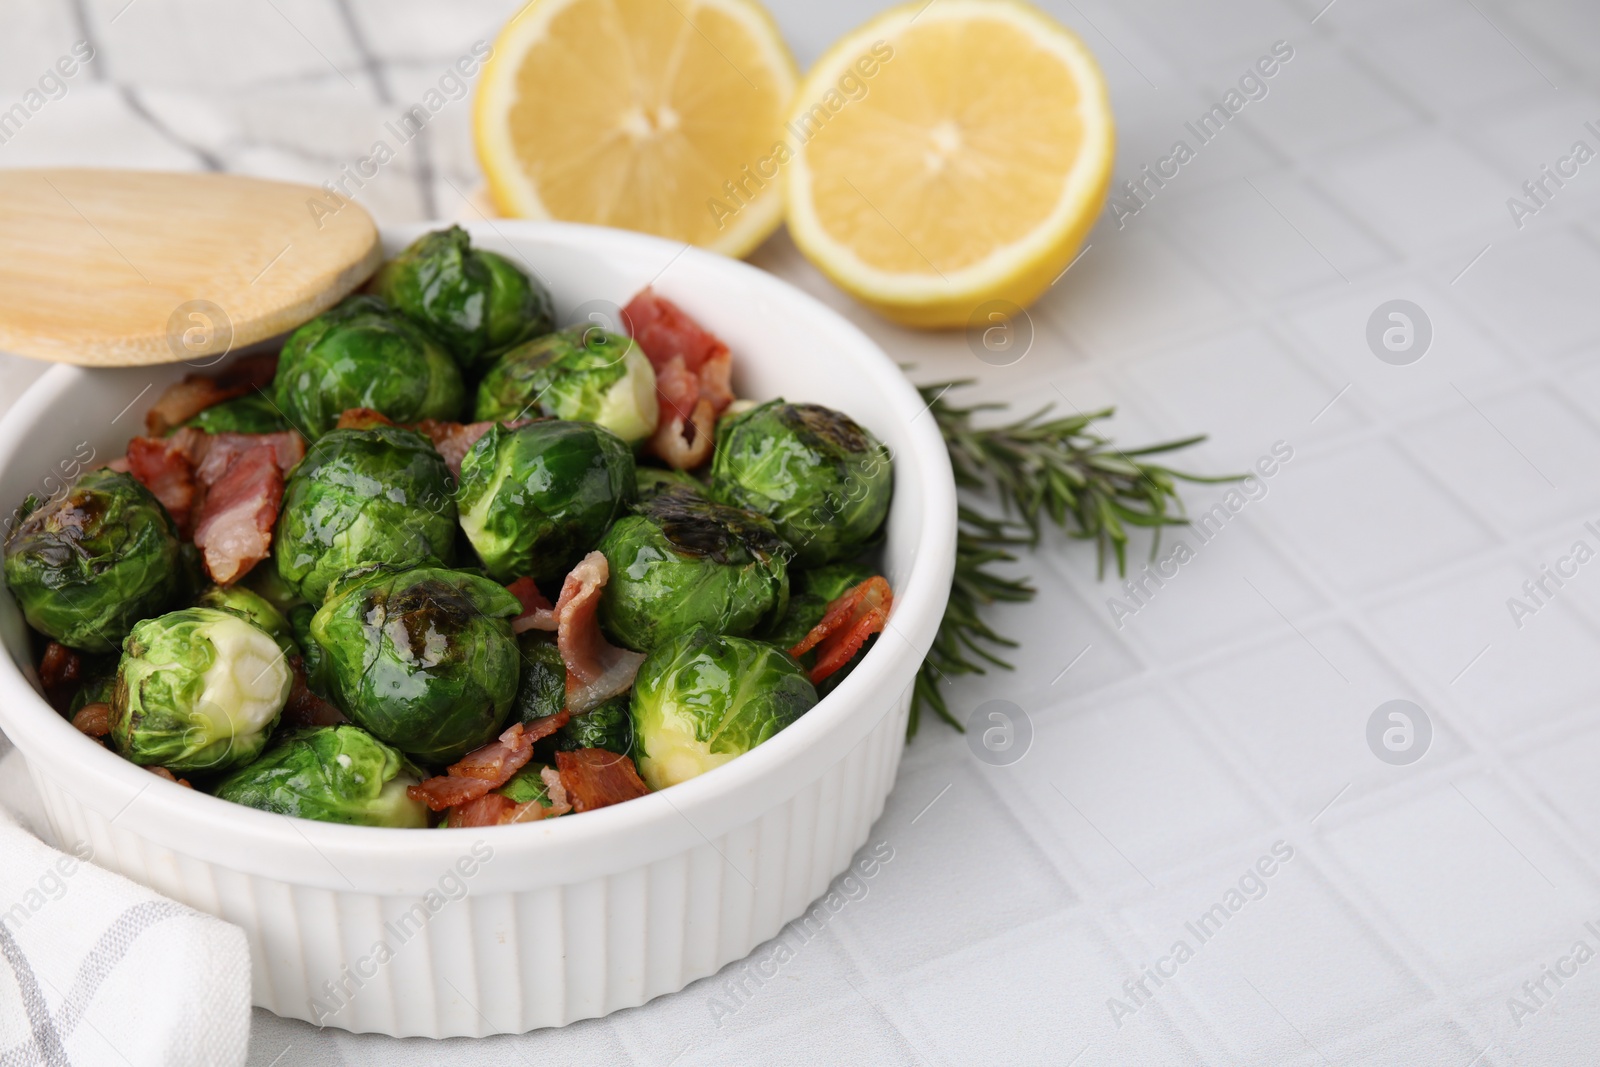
[{"x1": 0, "y1": 169, "x2": 381, "y2": 366}]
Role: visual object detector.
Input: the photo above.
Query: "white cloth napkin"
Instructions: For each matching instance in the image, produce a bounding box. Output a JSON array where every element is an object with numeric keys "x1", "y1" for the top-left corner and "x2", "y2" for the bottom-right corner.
[{"x1": 0, "y1": 747, "x2": 251, "y2": 1067}]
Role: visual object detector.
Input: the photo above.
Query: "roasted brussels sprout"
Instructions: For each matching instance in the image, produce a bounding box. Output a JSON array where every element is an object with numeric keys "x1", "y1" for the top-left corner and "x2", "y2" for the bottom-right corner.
[
  {"x1": 456, "y1": 421, "x2": 634, "y2": 582},
  {"x1": 3, "y1": 470, "x2": 183, "y2": 653},
  {"x1": 597, "y1": 487, "x2": 789, "y2": 652},
  {"x1": 548, "y1": 693, "x2": 633, "y2": 756},
  {"x1": 711, "y1": 400, "x2": 892, "y2": 567},
  {"x1": 213, "y1": 725, "x2": 428, "y2": 827},
  {"x1": 473, "y1": 326, "x2": 658, "y2": 444},
  {"x1": 274, "y1": 425, "x2": 457, "y2": 604},
  {"x1": 310, "y1": 565, "x2": 521, "y2": 764},
  {"x1": 179, "y1": 393, "x2": 289, "y2": 435},
  {"x1": 240, "y1": 554, "x2": 306, "y2": 615},
  {"x1": 196, "y1": 584, "x2": 296, "y2": 653},
  {"x1": 372, "y1": 225, "x2": 553, "y2": 372},
  {"x1": 630, "y1": 626, "x2": 816, "y2": 789},
  {"x1": 511, "y1": 632, "x2": 566, "y2": 724},
  {"x1": 110, "y1": 607, "x2": 292, "y2": 773},
  {"x1": 273, "y1": 295, "x2": 465, "y2": 438},
  {"x1": 635, "y1": 466, "x2": 706, "y2": 503},
  {"x1": 288, "y1": 602, "x2": 328, "y2": 694}
]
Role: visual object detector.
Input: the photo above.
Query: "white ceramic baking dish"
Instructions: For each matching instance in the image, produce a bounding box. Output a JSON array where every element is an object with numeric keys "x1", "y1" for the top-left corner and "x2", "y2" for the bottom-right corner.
[{"x1": 0, "y1": 221, "x2": 956, "y2": 1037}]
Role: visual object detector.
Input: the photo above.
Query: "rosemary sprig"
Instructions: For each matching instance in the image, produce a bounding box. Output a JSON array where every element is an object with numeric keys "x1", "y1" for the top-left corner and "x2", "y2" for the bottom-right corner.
[{"x1": 908, "y1": 379, "x2": 1230, "y2": 738}]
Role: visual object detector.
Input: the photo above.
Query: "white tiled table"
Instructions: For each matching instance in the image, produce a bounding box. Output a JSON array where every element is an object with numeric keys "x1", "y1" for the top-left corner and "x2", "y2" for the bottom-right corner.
[{"x1": 3, "y1": 0, "x2": 1600, "y2": 1063}]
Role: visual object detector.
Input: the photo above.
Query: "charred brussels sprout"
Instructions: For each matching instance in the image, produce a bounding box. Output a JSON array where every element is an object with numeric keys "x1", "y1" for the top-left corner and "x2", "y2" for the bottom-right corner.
[
  {"x1": 274, "y1": 425, "x2": 457, "y2": 604},
  {"x1": 511, "y1": 632, "x2": 566, "y2": 724},
  {"x1": 274, "y1": 294, "x2": 464, "y2": 438},
  {"x1": 456, "y1": 421, "x2": 634, "y2": 582},
  {"x1": 597, "y1": 487, "x2": 789, "y2": 652},
  {"x1": 630, "y1": 627, "x2": 815, "y2": 789},
  {"x1": 179, "y1": 393, "x2": 288, "y2": 435},
  {"x1": 213, "y1": 725, "x2": 427, "y2": 827},
  {"x1": 711, "y1": 400, "x2": 892, "y2": 567},
  {"x1": 3, "y1": 470, "x2": 182, "y2": 653},
  {"x1": 110, "y1": 607, "x2": 292, "y2": 773},
  {"x1": 310, "y1": 566, "x2": 521, "y2": 764},
  {"x1": 474, "y1": 326, "x2": 658, "y2": 444},
  {"x1": 372, "y1": 225, "x2": 553, "y2": 372}
]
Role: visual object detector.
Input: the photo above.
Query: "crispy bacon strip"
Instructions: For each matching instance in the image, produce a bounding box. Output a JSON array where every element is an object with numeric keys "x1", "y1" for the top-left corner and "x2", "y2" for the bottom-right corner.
[
  {"x1": 335, "y1": 408, "x2": 395, "y2": 431},
  {"x1": 555, "y1": 552, "x2": 645, "y2": 713},
  {"x1": 624, "y1": 289, "x2": 736, "y2": 469},
  {"x1": 193, "y1": 431, "x2": 303, "y2": 482},
  {"x1": 789, "y1": 576, "x2": 893, "y2": 685},
  {"x1": 71, "y1": 701, "x2": 111, "y2": 738},
  {"x1": 448, "y1": 793, "x2": 514, "y2": 827},
  {"x1": 148, "y1": 766, "x2": 194, "y2": 788},
  {"x1": 506, "y1": 576, "x2": 557, "y2": 633},
  {"x1": 39, "y1": 641, "x2": 83, "y2": 714},
  {"x1": 125, "y1": 429, "x2": 207, "y2": 535},
  {"x1": 144, "y1": 353, "x2": 279, "y2": 436},
  {"x1": 556, "y1": 749, "x2": 650, "y2": 812},
  {"x1": 281, "y1": 657, "x2": 346, "y2": 729},
  {"x1": 192, "y1": 445, "x2": 283, "y2": 584},
  {"x1": 407, "y1": 714, "x2": 569, "y2": 812}
]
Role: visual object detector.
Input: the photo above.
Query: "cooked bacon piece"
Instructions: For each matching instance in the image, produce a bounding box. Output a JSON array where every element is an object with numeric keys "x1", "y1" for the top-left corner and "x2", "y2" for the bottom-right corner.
[
  {"x1": 789, "y1": 576, "x2": 893, "y2": 685},
  {"x1": 147, "y1": 766, "x2": 193, "y2": 788},
  {"x1": 449, "y1": 793, "x2": 515, "y2": 827},
  {"x1": 281, "y1": 657, "x2": 346, "y2": 729},
  {"x1": 39, "y1": 641, "x2": 83, "y2": 713},
  {"x1": 507, "y1": 576, "x2": 557, "y2": 633},
  {"x1": 557, "y1": 749, "x2": 650, "y2": 812},
  {"x1": 413, "y1": 418, "x2": 531, "y2": 477},
  {"x1": 125, "y1": 429, "x2": 206, "y2": 535},
  {"x1": 335, "y1": 408, "x2": 394, "y2": 431},
  {"x1": 71, "y1": 701, "x2": 112, "y2": 738},
  {"x1": 541, "y1": 766, "x2": 570, "y2": 813},
  {"x1": 192, "y1": 445, "x2": 283, "y2": 584},
  {"x1": 194, "y1": 431, "x2": 303, "y2": 482},
  {"x1": 555, "y1": 552, "x2": 645, "y2": 714},
  {"x1": 143, "y1": 353, "x2": 279, "y2": 436},
  {"x1": 624, "y1": 288, "x2": 728, "y2": 372},
  {"x1": 407, "y1": 716, "x2": 567, "y2": 812},
  {"x1": 624, "y1": 289, "x2": 736, "y2": 469},
  {"x1": 104, "y1": 456, "x2": 130, "y2": 473}
]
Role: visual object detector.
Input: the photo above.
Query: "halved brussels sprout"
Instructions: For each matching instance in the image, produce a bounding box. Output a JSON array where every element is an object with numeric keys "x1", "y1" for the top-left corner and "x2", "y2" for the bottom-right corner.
[
  {"x1": 196, "y1": 584, "x2": 296, "y2": 654},
  {"x1": 110, "y1": 607, "x2": 292, "y2": 773},
  {"x1": 511, "y1": 631, "x2": 566, "y2": 724},
  {"x1": 273, "y1": 294, "x2": 465, "y2": 438},
  {"x1": 631, "y1": 626, "x2": 816, "y2": 790},
  {"x1": 711, "y1": 400, "x2": 892, "y2": 567},
  {"x1": 179, "y1": 393, "x2": 289, "y2": 435},
  {"x1": 3, "y1": 470, "x2": 183, "y2": 653},
  {"x1": 274, "y1": 425, "x2": 457, "y2": 604},
  {"x1": 474, "y1": 326, "x2": 659, "y2": 444},
  {"x1": 597, "y1": 487, "x2": 789, "y2": 652},
  {"x1": 213, "y1": 725, "x2": 428, "y2": 827},
  {"x1": 456, "y1": 421, "x2": 634, "y2": 582},
  {"x1": 372, "y1": 226, "x2": 553, "y2": 372},
  {"x1": 310, "y1": 565, "x2": 521, "y2": 764}
]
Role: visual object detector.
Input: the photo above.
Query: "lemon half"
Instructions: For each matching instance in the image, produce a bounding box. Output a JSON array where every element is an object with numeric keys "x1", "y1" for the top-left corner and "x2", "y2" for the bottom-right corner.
[
  {"x1": 784, "y1": 0, "x2": 1114, "y2": 327},
  {"x1": 475, "y1": 0, "x2": 799, "y2": 258}
]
